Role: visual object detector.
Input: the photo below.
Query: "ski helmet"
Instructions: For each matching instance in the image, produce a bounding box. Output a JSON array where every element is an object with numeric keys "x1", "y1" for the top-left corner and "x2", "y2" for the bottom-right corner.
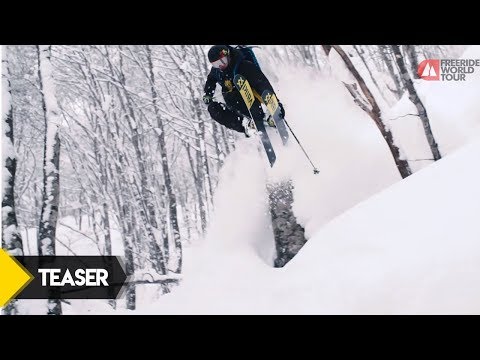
[{"x1": 208, "y1": 45, "x2": 230, "y2": 70}]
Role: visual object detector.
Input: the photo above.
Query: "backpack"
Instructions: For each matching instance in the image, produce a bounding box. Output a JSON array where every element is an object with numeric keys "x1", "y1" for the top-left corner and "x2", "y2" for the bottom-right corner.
[
  {"x1": 233, "y1": 45, "x2": 261, "y2": 74},
  {"x1": 211, "y1": 45, "x2": 262, "y2": 81}
]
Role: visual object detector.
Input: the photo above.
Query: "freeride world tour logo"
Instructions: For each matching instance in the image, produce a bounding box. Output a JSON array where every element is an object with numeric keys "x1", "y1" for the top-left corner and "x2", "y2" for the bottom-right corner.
[{"x1": 418, "y1": 59, "x2": 480, "y2": 81}]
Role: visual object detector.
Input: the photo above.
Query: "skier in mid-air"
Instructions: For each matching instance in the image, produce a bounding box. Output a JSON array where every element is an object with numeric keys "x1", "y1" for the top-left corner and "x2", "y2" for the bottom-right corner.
[{"x1": 202, "y1": 45, "x2": 285, "y2": 136}]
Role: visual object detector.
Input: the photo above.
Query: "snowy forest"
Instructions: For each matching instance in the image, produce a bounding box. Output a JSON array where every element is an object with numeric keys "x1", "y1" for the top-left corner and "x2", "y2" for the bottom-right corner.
[{"x1": 2, "y1": 44, "x2": 479, "y2": 315}]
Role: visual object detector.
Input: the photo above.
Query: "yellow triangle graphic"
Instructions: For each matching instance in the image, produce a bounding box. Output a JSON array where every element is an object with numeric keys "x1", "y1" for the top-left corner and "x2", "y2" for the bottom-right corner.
[{"x1": 0, "y1": 248, "x2": 34, "y2": 307}]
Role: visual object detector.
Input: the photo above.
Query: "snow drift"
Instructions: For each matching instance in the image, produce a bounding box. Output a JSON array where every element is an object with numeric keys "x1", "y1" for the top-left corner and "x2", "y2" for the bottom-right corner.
[{"x1": 142, "y1": 137, "x2": 480, "y2": 314}]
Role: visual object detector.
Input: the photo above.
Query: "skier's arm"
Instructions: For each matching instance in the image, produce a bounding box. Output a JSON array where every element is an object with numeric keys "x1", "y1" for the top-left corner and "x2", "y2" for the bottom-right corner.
[
  {"x1": 203, "y1": 70, "x2": 217, "y2": 105},
  {"x1": 204, "y1": 70, "x2": 217, "y2": 97}
]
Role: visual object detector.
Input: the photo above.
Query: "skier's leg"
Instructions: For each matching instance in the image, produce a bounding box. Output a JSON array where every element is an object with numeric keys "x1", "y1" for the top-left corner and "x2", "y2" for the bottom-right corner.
[
  {"x1": 225, "y1": 92, "x2": 266, "y2": 128},
  {"x1": 224, "y1": 91, "x2": 251, "y2": 117},
  {"x1": 208, "y1": 101, "x2": 245, "y2": 133}
]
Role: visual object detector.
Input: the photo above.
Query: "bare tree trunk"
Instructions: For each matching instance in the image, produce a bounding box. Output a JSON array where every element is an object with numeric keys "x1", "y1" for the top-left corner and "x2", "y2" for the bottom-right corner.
[
  {"x1": 391, "y1": 45, "x2": 441, "y2": 161},
  {"x1": 177, "y1": 179, "x2": 192, "y2": 242},
  {"x1": 378, "y1": 45, "x2": 403, "y2": 99},
  {"x1": 102, "y1": 202, "x2": 116, "y2": 309},
  {"x1": 166, "y1": 46, "x2": 213, "y2": 234},
  {"x1": 186, "y1": 143, "x2": 207, "y2": 233},
  {"x1": 108, "y1": 158, "x2": 136, "y2": 310},
  {"x1": 221, "y1": 126, "x2": 233, "y2": 155},
  {"x1": 76, "y1": 54, "x2": 141, "y2": 303},
  {"x1": 353, "y1": 45, "x2": 390, "y2": 105},
  {"x1": 33, "y1": 182, "x2": 40, "y2": 225},
  {"x1": 298, "y1": 45, "x2": 316, "y2": 68},
  {"x1": 403, "y1": 45, "x2": 420, "y2": 78},
  {"x1": 103, "y1": 46, "x2": 167, "y2": 275},
  {"x1": 211, "y1": 121, "x2": 225, "y2": 168},
  {"x1": 96, "y1": 130, "x2": 113, "y2": 260},
  {"x1": 2, "y1": 56, "x2": 23, "y2": 255},
  {"x1": 122, "y1": 204, "x2": 136, "y2": 311},
  {"x1": 37, "y1": 45, "x2": 62, "y2": 315},
  {"x1": 117, "y1": 48, "x2": 159, "y2": 230},
  {"x1": 102, "y1": 203, "x2": 112, "y2": 255},
  {"x1": 324, "y1": 45, "x2": 412, "y2": 179},
  {"x1": 145, "y1": 45, "x2": 182, "y2": 273},
  {"x1": 2, "y1": 52, "x2": 24, "y2": 315},
  {"x1": 196, "y1": 112, "x2": 213, "y2": 204}
]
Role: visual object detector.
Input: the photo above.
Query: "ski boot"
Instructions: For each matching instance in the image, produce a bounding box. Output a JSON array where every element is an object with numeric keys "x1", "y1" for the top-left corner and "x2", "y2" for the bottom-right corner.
[
  {"x1": 242, "y1": 118, "x2": 258, "y2": 138},
  {"x1": 265, "y1": 114, "x2": 276, "y2": 128}
]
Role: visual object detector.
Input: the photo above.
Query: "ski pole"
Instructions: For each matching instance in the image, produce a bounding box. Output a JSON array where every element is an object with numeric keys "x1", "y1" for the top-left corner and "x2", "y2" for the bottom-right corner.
[{"x1": 283, "y1": 119, "x2": 319, "y2": 175}]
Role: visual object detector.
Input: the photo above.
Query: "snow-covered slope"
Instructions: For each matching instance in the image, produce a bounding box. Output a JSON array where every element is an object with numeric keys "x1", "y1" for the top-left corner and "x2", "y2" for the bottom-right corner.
[
  {"x1": 283, "y1": 138, "x2": 480, "y2": 314},
  {"x1": 140, "y1": 137, "x2": 480, "y2": 314}
]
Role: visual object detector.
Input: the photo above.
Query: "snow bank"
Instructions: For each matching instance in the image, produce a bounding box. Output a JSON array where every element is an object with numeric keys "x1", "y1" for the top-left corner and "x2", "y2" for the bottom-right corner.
[
  {"x1": 283, "y1": 138, "x2": 480, "y2": 314},
  {"x1": 140, "y1": 137, "x2": 480, "y2": 314}
]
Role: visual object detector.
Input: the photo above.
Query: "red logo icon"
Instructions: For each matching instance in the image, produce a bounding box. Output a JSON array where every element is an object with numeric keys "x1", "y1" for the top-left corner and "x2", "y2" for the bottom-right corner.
[{"x1": 418, "y1": 59, "x2": 440, "y2": 80}]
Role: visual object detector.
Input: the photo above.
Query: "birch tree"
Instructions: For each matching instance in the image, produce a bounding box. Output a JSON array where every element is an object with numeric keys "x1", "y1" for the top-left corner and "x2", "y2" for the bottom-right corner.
[
  {"x1": 2, "y1": 51, "x2": 24, "y2": 315},
  {"x1": 145, "y1": 45, "x2": 182, "y2": 273},
  {"x1": 378, "y1": 45, "x2": 403, "y2": 99},
  {"x1": 403, "y1": 45, "x2": 420, "y2": 78},
  {"x1": 37, "y1": 45, "x2": 62, "y2": 315},
  {"x1": 323, "y1": 45, "x2": 412, "y2": 179},
  {"x1": 391, "y1": 45, "x2": 441, "y2": 161}
]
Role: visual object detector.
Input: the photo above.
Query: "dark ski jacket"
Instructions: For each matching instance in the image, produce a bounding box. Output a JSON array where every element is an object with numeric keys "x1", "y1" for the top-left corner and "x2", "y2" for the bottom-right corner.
[{"x1": 204, "y1": 46, "x2": 274, "y2": 100}]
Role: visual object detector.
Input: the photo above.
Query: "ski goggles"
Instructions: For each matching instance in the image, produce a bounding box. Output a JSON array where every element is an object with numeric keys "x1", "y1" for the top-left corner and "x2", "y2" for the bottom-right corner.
[{"x1": 211, "y1": 55, "x2": 229, "y2": 70}]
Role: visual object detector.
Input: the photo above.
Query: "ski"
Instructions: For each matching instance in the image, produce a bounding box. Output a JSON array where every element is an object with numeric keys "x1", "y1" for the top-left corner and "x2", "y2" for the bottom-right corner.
[
  {"x1": 261, "y1": 90, "x2": 289, "y2": 146},
  {"x1": 234, "y1": 74, "x2": 276, "y2": 167}
]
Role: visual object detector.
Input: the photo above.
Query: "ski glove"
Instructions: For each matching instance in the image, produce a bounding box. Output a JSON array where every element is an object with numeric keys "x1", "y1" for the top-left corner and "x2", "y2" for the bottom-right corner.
[
  {"x1": 278, "y1": 102, "x2": 285, "y2": 118},
  {"x1": 203, "y1": 94, "x2": 213, "y2": 105}
]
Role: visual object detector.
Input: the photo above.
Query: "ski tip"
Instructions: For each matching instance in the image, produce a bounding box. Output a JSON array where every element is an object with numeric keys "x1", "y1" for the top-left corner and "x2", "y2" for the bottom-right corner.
[{"x1": 270, "y1": 156, "x2": 277, "y2": 167}]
